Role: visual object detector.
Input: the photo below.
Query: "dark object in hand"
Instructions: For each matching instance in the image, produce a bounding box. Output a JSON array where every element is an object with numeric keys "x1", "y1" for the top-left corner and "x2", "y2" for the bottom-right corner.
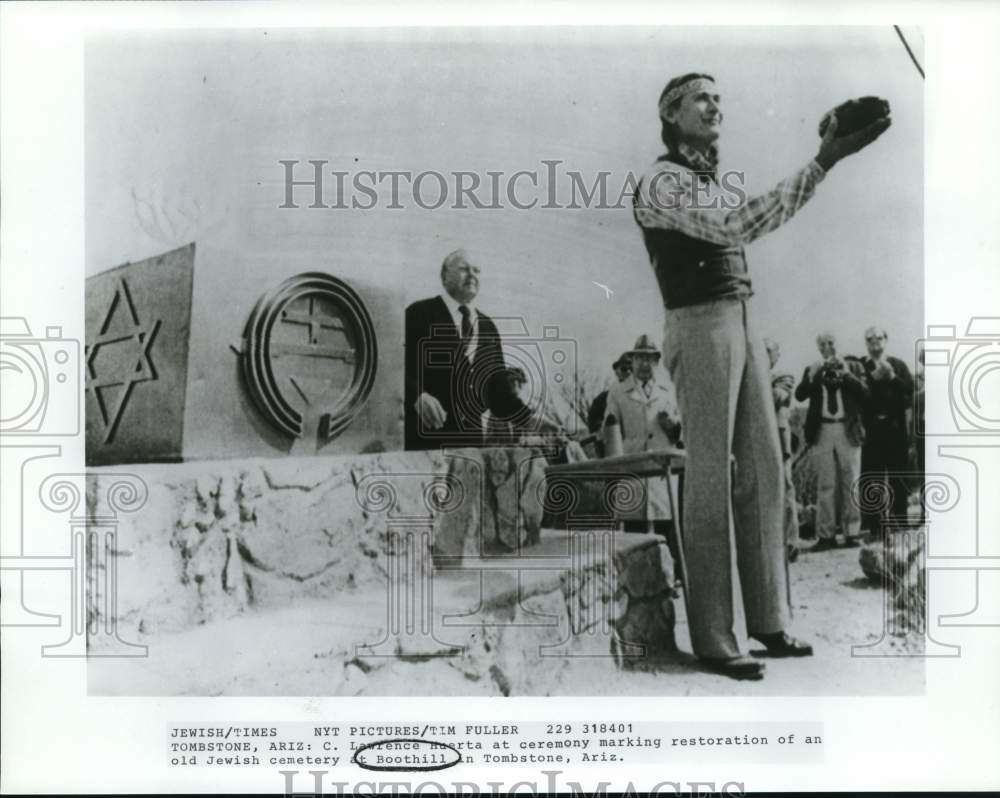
[
  {"x1": 819, "y1": 96, "x2": 891, "y2": 138},
  {"x1": 656, "y1": 412, "x2": 682, "y2": 444},
  {"x1": 821, "y1": 359, "x2": 844, "y2": 389}
]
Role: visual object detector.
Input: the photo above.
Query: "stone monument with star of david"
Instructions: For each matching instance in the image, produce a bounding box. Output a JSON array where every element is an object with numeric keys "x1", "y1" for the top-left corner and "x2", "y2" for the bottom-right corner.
[{"x1": 85, "y1": 243, "x2": 404, "y2": 465}]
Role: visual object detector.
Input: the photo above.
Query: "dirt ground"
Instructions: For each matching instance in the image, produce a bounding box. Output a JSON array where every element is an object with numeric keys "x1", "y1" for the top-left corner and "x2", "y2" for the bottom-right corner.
[{"x1": 89, "y1": 537, "x2": 924, "y2": 697}]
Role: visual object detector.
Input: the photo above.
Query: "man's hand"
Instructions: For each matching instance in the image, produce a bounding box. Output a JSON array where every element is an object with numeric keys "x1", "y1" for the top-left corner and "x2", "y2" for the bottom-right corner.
[
  {"x1": 871, "y1": 358, "x2": 895, "y2": 381},
  {"x1": 534, "y1": 412, "x2": 564, "y2": 435},
  {"x1": 415, "y1": 392, "x2": 447, "y2": 430},
  {"x1": 815, "y1": 113, "x2": 892, "y2": 172}
]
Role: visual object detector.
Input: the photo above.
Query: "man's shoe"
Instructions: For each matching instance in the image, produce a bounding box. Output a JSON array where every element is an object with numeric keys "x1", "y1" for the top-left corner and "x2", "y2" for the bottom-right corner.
[
  {"x1": 751, "y1": 631, "x2": 814, "y2": 658},
  {"x1": 787, "y1": 544, "x2": 800, "y2": 563},
  {"x1": 699, "y1": 655, "x2": 766, "y2": 681},
  {"x1": 810, "y1": 538, "x2": 838, "y2": 552},
  {"x1": 841, "y1": 536, "x2": 862, "y2": 548}
]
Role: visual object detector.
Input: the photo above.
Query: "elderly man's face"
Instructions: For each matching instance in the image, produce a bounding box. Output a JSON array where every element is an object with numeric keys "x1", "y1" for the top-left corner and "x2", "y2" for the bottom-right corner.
[
  {"x1": 865, "y1": 329, "x2": 887, "y2": 359},
  {"x1": 632, "y1": 353, "x2": 658, "y2": 382},
  {"x1": 817, "y1": 335, "x2": 837, "y2": 360},
  {"x1": 442, "y1": 253, "x2": 481, "y2": 304},
  {"x1": 667, "y1": 87, "x2": 723, "y2": 147}
]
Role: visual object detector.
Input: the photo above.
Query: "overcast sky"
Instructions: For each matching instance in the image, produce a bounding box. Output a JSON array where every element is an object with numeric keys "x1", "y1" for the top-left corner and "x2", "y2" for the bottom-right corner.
[{"x1": 87, "y1": 26, "x2": 922, "y2": 397}]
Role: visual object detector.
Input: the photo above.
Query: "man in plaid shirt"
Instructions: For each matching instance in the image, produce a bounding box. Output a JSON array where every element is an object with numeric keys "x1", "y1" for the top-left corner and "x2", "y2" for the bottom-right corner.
[{"x1": 634, "y1": 72, "x2": 890, "y2": 680}]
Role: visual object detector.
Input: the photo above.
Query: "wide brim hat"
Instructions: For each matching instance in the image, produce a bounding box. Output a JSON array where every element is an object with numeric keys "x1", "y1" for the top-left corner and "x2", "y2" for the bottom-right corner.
[{"x1": 625, "y1": 334, "x2": 661, "y2": 358}]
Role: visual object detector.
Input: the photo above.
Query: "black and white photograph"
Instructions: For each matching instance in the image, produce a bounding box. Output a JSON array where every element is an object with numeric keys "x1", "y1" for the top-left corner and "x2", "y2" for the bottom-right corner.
[
  {"x1": 2, "y1": 4, "x2": 999, "y2": 795},
  {"x1": 81, "y1": 25, "x2": 922, "y2": 698}
]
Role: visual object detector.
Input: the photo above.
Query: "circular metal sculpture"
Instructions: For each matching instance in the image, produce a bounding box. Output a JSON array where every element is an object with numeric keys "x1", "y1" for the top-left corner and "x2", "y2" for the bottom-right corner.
[{"x1": 241, "y1": 272, "x2": 378, "y2": 441}]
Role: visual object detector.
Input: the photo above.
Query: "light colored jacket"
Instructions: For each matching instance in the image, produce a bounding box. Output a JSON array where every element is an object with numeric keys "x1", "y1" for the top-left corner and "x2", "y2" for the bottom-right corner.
[{"x1": 604, "y1": 375, "x2": 681, "y2": 520}]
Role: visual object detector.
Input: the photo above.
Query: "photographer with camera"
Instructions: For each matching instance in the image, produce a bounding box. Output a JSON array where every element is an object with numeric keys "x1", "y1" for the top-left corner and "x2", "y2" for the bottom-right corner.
[
  {"x1": 795, "y1": 333, "x2": 869, "y2": 551},
  {"x1": 632, "y1": 72, "x2": 890, "y2": 679}
]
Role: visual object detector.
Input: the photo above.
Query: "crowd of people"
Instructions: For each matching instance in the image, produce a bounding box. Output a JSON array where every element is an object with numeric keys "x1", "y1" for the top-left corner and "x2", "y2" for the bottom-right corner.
[{"x1": 403, "y1": 72, "x2": 895, "y2": 680}]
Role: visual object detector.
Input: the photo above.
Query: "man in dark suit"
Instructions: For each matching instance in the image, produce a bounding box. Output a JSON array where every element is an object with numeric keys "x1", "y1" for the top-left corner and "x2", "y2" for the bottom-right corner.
[
  {"x1": 794, "y1": 333, "x2": 869, "y2": 550},
  {"x1": 859, "y1": 326, "x2": 914, "y2": 541},
  {"x1": 404, "y1": 249, "x2": 531, "y2": 450}
]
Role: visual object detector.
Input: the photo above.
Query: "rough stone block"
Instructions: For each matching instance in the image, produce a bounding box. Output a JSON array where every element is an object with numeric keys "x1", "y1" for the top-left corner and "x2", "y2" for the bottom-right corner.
[
  {"x1": 88, "y1": 446, "x2": 551, "y2": 639},
  {"x1": 617, "y1": 537, "x2": 672, "y2": 599},
  {"x1": 434, "y1": 451, "x2": 482, "y2": 562},
  {"x1": 617, "y1": 598, "x2": 677, "y2": 659}
]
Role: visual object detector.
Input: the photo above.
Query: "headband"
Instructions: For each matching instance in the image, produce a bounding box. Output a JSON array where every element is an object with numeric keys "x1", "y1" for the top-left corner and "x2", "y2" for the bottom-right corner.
[{"x1": 658, "y1": 77, "x2": 715, "y2": 118}]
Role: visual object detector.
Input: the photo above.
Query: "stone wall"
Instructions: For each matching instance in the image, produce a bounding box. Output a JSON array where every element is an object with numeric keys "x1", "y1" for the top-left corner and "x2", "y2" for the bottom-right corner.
[
  {"x1": 87, "y1": 447, "x2": 550, "y2": 640},
  {"x1": 301, "y1": 532, "x2": 679, "y2": 696}
]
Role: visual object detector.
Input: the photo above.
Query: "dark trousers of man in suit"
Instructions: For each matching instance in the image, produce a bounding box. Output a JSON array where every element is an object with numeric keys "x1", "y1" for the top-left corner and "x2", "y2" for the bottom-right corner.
[{"x1": 861, "y1": 417, "x2": 910, "y2": 540}]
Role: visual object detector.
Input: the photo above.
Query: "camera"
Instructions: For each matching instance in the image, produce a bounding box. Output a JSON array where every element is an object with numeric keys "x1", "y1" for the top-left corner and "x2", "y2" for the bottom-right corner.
[
  {"x1": 920, "y1": 317, "x2": 1000, "y2": 435},
  {"x1": 0, "y1": 317, "x2": 80, "y2": 436},
  {"x1": 820, "y1": 358, "x2": 845, "y2": 389},
  {"x1": 416, "y1": 319, "x2": 579, "y2": 442}
]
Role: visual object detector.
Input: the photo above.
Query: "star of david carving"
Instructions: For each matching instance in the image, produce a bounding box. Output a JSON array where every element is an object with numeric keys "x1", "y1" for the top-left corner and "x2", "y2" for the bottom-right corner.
[{"x1": 86, "y1": 277, "x2": 161, "y2": 443}]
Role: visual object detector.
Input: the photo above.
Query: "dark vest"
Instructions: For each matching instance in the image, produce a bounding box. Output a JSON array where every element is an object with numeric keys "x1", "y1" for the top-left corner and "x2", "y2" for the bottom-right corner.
[{"x1": 634, "y1": 154, "x2": 752, "y2": 310}]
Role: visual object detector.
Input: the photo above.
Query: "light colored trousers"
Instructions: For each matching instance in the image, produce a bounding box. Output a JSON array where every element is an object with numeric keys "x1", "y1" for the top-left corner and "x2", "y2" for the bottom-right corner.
[
  {"x1": 663, "y1": 298, "x2": 789, "y2": 659},
  {"x1": 813, "y1": 422, "x2": 862, "y2": 540},
  {"x1": 784, "y1": 459, "x2": 800, "y2": 547}
]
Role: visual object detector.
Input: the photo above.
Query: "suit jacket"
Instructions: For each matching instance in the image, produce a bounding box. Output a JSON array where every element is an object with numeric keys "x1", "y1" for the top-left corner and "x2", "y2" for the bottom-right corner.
[
  {"x1": 604, "y1": 375, "x2": 682, "y2": 520},
  {"x1": 794, "y1": 357, "x2": 869, "y2": 447},
  {"x1": 860, "y1": 354, "x2": 913, "y2": 448},
  {"x1": 404, "y1": 296, "x2": 526, "y2": 450}
]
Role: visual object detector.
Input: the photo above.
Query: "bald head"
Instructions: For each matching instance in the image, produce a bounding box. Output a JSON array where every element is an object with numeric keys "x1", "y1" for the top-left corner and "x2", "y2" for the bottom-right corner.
[
  {"x1": 441, "y1": 249, "x2": 481, "y2": 304},
  {"x1": 816, "y1": 332, "x2": 837, "y2": 360}
]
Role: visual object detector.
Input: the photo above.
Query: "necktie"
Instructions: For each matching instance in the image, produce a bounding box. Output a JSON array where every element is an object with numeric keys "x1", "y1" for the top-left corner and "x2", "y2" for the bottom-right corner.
[
  {"x1": 459, "y1": 305, "x2": 472, "y2": 350},
  {"x1": 643, "y1": 380, "x2": 652, "y2": 398},
  {"x1": 458, "y1": 305, "x2": 472, "y2": 358},
  {"x1": 826, "y1": 385, "x2": 838, "y2": 414}
]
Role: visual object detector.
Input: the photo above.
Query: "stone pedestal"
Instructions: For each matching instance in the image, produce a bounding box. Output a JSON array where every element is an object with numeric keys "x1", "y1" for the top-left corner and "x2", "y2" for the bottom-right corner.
[{"x1": 86, "y1": 446, "x2": 550, "y2": 639}]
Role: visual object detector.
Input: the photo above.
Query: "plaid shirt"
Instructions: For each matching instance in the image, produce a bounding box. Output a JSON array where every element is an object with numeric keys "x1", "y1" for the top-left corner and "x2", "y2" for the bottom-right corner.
[{"x1": 634, "y1": 149, "x2": 826, "y2": 247}]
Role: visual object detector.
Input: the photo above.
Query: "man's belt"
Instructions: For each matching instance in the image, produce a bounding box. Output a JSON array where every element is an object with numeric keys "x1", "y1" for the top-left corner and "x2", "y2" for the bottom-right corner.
[{"x1": 821, "y1": 418, "x2": 844, "y2": 423}]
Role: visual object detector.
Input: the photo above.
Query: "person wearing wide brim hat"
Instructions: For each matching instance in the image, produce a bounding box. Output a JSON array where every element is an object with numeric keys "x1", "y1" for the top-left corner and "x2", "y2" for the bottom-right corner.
[
  {"x1": 604, "y1": 334, "x2": 684, "y2": 576},
  {"x1": 624, "y1": 333, "x2": 662, "y2": 360},
  {"x1": 630, "y1": 72, "x2": 888, "y2": 680}
]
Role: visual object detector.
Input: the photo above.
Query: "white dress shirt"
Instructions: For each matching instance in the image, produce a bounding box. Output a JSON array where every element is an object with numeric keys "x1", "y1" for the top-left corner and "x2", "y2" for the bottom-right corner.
[
  {"x1": 821, "y1": 385, "x2": 845, "y2": 421},
  {"x1": 439, "y1": 293, "x2": 479, "y2": 363}
]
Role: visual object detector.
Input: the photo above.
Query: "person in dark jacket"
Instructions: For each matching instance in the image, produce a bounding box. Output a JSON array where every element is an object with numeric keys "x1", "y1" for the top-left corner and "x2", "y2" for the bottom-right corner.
[
  {"x1": 404, "y1": 249, "x2": 531, "y2": 450},
  {"x1": 859, "y1": 326, "x2": 914, "y2": 540},
  {"x1": 794, "y1": 333, "x2": 869, "y2": 550}
]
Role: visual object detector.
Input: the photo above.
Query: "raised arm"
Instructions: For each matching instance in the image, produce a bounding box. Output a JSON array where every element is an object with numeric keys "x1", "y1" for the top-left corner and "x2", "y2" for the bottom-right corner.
[
  {"x1": 635, "y1": 113, "x2": 891, "y2": 246},
  {"x1": 635, "y1": 160, "x2": 826, "y2": 247}
]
